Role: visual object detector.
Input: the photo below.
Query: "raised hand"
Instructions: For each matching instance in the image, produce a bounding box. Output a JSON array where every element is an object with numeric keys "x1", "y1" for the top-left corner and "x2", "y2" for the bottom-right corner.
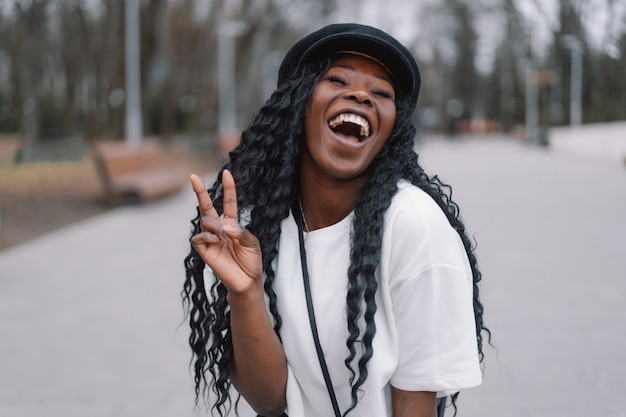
[{"x1": 190, "y1": 170, "x2": 262, "y2": 295}]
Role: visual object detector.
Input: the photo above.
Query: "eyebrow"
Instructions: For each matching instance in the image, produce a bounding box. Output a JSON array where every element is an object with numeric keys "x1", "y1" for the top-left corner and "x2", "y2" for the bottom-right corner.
[{"x1": 330, "y1": 63, "x2": 394, "y2": 84}]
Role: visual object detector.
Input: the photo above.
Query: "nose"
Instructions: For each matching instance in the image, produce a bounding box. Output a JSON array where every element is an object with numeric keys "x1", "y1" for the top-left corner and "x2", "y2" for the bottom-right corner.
[{"x1": 345, "y1": 87, "x2": 372, "y2": 106}]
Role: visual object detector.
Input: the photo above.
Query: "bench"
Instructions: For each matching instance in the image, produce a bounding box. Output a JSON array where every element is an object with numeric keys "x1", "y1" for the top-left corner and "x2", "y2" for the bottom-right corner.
[{"x1": 92, "y1": 139, "x2": 189, "y2": 205}]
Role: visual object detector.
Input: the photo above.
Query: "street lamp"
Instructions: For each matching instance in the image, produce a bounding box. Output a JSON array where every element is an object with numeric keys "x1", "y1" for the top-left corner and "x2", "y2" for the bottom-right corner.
[
  {"x1": 217, "y1": 20, "x2": 249, "y2": 155},
  {"x1": 124, "y1": 0, "x2": 142, "y2": 146},
  {"x1": 562, "y1": 35, "x2": 583, "y2": 126},
  {"x1": 525, "y1": 64, "x2": 539, "y2": 142}
]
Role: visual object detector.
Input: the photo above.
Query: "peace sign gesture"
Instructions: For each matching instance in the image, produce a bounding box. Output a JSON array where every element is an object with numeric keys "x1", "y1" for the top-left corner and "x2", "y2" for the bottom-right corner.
[{"x1": 190, "y1": 170, "x2": 263, "y2": 295}]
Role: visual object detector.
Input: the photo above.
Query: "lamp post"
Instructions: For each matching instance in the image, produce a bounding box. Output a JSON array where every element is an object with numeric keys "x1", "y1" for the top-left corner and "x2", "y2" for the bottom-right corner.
[
  {"x1": 525, "y1": 64, "x2": 539, "y2": 143},
  {"x1": 562, "y1": 35, "x2": 583, "y2": 126},
  {"x1": 217, "y1": 20, "x2": 248, "y2": 155},
  {"x1": 124, "y1": 0, "x2": 142, "y2": 146}
]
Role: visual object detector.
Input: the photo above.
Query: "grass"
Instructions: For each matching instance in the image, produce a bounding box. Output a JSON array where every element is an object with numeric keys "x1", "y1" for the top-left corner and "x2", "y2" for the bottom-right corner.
[{"x1": 0, "y1": 135, "x2": 216, "y2": 250}]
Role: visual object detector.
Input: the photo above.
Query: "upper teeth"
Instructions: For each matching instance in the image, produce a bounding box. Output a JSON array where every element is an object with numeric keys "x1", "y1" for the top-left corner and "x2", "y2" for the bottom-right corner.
[{"x1": 328, "y1": 114, "x2": 370, "y2": 138}]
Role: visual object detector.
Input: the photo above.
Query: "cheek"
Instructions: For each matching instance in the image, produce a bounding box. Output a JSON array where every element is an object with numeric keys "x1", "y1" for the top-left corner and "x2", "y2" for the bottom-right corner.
[
  {"x1": 304, "y1": 89, "x2": 331, "y2": 140},
  {"x1": 381, "y1": 105, "x2": 397, "y2": 134},
  {"x1": 304, "y1": 107, "x2": 321, "y2": 142},
  {"x1": 373, "y1": 106, "x2": 396, "y2": 154}
]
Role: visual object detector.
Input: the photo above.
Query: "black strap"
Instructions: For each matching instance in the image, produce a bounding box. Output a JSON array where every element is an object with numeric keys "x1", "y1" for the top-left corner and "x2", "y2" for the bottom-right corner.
[
  {"x1": 437, "y1": 396, "x2": 447, "y2": 417},
  {"x1": 293, "y1": 203, "x2": 342, "y2": 417}
]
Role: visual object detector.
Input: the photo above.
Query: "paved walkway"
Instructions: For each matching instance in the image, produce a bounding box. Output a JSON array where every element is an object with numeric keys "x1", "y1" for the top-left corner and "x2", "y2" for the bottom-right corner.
[
  {"x1": 1, "y1": 134, "x2": 625, "y2": 417},
  {"x1": 417, "y1": 136, "x2": 626, "y2": 417},
  {"x1": 548, "y1": 121, "x2": 626, "y2": 166},
  {"x1": 0, "y1": 184, "x2": 204, "y2": 417}
]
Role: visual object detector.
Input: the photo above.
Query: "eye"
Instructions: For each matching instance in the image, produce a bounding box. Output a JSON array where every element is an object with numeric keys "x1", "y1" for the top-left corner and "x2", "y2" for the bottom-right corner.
[
  {"x1": 373, "y1": 89, "x2": 394, "y2": 99},
  {"x1": 326, "y1": 75, "x2": 348, "y2": 85}
]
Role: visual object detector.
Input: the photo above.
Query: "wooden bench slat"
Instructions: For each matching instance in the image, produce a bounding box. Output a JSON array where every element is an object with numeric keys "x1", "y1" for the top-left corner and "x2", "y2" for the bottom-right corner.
[{"x1": 92, "y1": 140, "x2": 189, "y2": 204}]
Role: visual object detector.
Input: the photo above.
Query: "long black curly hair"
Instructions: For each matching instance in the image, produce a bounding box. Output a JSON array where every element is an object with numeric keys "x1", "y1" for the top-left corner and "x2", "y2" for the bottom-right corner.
[{"x1": 183, "y1": 56, "x2": 489, "y2": 417}]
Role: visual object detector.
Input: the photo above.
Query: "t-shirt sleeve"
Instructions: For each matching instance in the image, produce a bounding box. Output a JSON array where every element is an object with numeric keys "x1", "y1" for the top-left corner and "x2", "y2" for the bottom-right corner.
[
  {"x1": 390, "y1": 264, "x2": 481, "y2": 395},
  {"x1": 384, "y1": 183, "x2": 482, "y2": 395}
]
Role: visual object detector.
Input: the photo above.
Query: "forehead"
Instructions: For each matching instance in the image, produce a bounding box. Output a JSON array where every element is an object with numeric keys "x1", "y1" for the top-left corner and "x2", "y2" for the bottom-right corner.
[{"x1": 328, "y1": 53, "x2": 394, "y2": 83}]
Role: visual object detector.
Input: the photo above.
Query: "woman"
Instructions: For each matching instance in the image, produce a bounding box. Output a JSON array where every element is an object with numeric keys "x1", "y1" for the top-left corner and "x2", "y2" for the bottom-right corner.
[{"x1": 184, "y1": 23, "x2": 489, "y2": 417}]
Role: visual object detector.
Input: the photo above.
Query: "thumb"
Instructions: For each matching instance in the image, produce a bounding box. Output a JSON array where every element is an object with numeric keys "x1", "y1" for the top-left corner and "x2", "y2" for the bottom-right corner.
[{"x1": 191, "y1": 231, "x2": 220, "y2": 247}]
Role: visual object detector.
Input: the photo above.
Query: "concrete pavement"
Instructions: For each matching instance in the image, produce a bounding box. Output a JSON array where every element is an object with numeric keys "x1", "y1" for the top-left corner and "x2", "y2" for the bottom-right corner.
[
  {"x1": 548, "y1": 121, "x2": 626, "y2": 166},
  {"x1": 0, "y1": 188, "x2": 202, "y2": 417},
  {"x1": 417, "y1": 136, "x2": 626, "y2": 417},
  {"x1": 1, "y1": 133, "x2": 625, "y2": 417}
]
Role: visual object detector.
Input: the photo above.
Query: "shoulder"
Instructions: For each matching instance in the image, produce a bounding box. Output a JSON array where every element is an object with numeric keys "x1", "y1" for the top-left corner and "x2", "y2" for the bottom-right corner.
[
  {"x1": 381, "y1": 180, "x2": 470, "y2": 281},
  {"x1": 385, "y1": 180, "x2": 451, "y2": 236}
]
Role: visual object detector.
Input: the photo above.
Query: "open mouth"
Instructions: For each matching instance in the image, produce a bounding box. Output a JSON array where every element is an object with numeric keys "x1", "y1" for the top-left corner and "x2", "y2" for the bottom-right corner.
[{"x1": 328, "y1": 113, "x2": 371, "y2": 141}]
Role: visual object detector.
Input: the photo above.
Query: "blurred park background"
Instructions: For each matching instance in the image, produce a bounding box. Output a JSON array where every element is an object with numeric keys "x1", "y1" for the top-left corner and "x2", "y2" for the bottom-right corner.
[
  {"x1": 1, "y1": 2, "x2": 625, "y2": 417},
  {"x1": 0, "y1": 0, "x2": 625, "y2": 248}
]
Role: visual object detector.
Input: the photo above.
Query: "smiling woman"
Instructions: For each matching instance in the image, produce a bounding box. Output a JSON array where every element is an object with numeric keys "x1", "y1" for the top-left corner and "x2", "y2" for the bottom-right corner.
[
  {"x1": 183, "y1": 23, "x2": 489, "y2": 417},
  {"x1": 301, "y1": 53, "x2": 397, "y2": 188}
]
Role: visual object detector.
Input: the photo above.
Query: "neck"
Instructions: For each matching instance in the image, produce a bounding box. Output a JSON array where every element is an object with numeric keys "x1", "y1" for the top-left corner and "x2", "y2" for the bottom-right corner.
[{"x1": 299, "y1": 174, "x2": 366, "y2": 232}]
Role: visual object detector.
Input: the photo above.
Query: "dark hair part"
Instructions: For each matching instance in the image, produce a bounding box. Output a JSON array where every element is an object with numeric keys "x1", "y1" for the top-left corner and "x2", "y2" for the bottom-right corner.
[{"x1": 183, "y1": 57, "x2": 490, "y2": 417}]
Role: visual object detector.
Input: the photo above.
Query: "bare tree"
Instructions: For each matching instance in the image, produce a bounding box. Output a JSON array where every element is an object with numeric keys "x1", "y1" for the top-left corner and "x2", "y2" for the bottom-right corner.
[
  {"x1": 418, "y1": 0, "x2": 479, "y2": 132},
  {"x1": 57, "y1": 1, "x2": 92, "y2": 135},
  {"x1": 0, "y1": 0, "x2": 622, "y2": 144},
  {"x1": 490, "y1": 0, "x2": 529, "y2": 131},
  {"x1": 6, "y1": 0, "x2": 51, "y2": 140}
]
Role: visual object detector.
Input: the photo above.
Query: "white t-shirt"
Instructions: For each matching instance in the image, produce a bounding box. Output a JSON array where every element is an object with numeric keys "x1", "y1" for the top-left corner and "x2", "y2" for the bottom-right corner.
[{"x1": 272, "y1": 180, "x2": 481, "y2": 417}]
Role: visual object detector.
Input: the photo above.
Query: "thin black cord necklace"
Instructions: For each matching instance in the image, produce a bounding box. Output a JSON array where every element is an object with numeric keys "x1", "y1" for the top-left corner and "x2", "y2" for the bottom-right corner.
[
  {"x1": 292, "y1": 199, "x2": 342, "y2": 417},
  {"x1": 298, "y1": 196, "x2": 310, "y2": 232}
]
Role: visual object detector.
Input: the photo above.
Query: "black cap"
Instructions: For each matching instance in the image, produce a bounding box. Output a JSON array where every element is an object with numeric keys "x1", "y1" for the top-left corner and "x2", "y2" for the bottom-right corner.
[{"x1": 278, "y1": 23, "x2": 421, "y2": 105}]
